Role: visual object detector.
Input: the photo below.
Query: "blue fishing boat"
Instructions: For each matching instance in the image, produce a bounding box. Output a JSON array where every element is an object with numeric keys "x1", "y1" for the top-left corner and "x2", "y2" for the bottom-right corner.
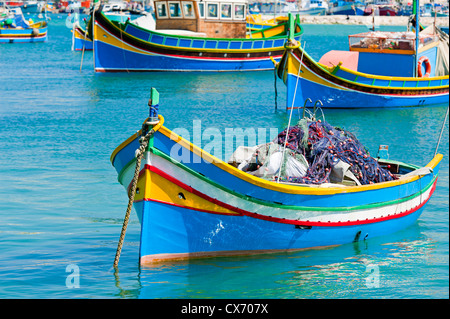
[
  {"x1": 328, "y1": 0, "x2": 365, "y2": 15},
  {"x1": 0, "y1": 6, "x2": 47, "y2": 43},
  {"x1": 72, "y1": 19, "x2": 93, "y2": 51},
  {"x1": 71, "y1": 11, "x2": 155, "y2": 51},
  {"x1": 110, "y1": 88, "x2": 443, "y2": 264},
  {"x1": 21, "y1": 1, "x2": 44, "y2": 14},
  {"x1": 249, "y1": 0, "x2": 327, "y2": 15},
  {"x1": 276, "y1": 9, "x2": 449, "y2": 109},
  {"x1": 90, "y1": 0, "x2": 303, "y2": 72}
]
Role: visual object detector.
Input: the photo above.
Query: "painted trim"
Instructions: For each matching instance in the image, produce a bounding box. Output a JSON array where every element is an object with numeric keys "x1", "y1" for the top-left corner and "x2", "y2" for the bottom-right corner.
[
  {"x1": 111, "y1": 117, "x2": 442, "y2": 196},
  {"x1": 139, "y1": 163, "x2": 438, "y2": 227},
  {"x1": 144, "y1": 148, "x2": 436, "y2": 212}
]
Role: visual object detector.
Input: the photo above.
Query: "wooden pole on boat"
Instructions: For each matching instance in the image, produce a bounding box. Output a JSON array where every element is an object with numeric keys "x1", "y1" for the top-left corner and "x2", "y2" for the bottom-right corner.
[
  {"x1": 92, "y1": 3, "x2": 97, "y2": 71},
  {"x1": 277, "y1": 20, "x2": 305, "y2": 183},
  {"x1": 414, "y1": 0, "x2": 420, "y2": 76},
  {"x1": 79, "y1": 23, "x2": 88, "y2": 73}
]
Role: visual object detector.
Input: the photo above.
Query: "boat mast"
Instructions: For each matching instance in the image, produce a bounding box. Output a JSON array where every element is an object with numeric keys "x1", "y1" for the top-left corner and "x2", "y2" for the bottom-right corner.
[
  {"x1": 414, "y1": 0, "x2": 420, "y2": 76},
  {"x1": 274, "y1": 0, "x2": 278, "y2": 20}
]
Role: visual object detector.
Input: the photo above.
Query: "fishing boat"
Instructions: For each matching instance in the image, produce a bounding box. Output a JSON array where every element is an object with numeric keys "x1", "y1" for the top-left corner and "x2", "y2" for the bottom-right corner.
[
  {"x1": 72, "y1": 19, "x2": 93, "y2": 51},
  {"x1": 298, "y1": 0, "x2": 328, "y2": 15},
  {"x1": 249, "y1": 0, "x2": 327, "y2": 15},
  {"x1": 110, "y1": 88, "x2": 443, "y2": 264},
  {"x1": 0, "y1": 6, "x2": 47, "y2": 43},
  {"x1": 90, "y1": 0, "x2": 303, "y2": 72},
  {"x1": 328, "y1": 0, "x2": 365, "y2": 15},
  {"x1": 71, "y1": 11, "x2": 155, "y2": 51},
  {"x1": 276, "y1": 9, "x2": 449, "y2": 109},
  {"x1": 246, "y1": 13, "x2": 288, "y2": 31},
  {"x1": 364, "y1": 0, "x2": 399, "y2": 16},
  {"x1": 21, "y1": 1, "x2": 45, "y2": 14}
]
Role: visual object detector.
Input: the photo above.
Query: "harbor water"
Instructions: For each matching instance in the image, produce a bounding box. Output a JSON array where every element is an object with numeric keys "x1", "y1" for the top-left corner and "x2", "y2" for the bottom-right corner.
[{"x1": 0, "y1": 16, "x2": 448, "y2": 300}]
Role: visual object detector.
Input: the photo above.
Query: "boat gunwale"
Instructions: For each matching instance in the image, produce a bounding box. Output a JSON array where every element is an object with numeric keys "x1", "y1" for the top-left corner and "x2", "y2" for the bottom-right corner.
[
  {"x1": 288, "y1": 44, "x2": 449, "y2": 90},
  {"x1": 110, "y1": 115, "x2": 443, "y2": 196},
  {"x1": 94, "y1": 11, "x2": 303, "y2": 53}
]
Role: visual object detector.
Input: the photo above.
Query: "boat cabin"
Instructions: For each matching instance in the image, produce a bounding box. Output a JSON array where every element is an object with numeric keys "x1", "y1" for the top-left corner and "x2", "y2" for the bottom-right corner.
[
  {"x1": 153, "y1": 0, "x2": 247, "y2": 38},
  {"x1": 319, "y1": 30, "x2": 443, "y2": 77},
  {"x1": 348, "y1": 31, "x2": 440, "y2": 77}
]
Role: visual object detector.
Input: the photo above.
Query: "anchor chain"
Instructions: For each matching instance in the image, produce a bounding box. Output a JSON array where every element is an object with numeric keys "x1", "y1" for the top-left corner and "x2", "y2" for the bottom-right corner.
[{"x1": 113, "y1": 127, "x2": 155, "y2": 268}]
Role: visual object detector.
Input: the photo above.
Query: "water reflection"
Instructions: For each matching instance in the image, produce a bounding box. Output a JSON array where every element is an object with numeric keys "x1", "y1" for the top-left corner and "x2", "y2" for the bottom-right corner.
[{"x1": 109, "y1": 223, "x2": 444, "y2": 299}]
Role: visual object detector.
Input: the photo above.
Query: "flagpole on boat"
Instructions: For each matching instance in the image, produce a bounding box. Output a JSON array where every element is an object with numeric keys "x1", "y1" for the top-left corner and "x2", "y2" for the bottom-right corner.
[
  {"x1": 414, "y1": 0, "x2": 420, "y2": 76},
  {"x1": 80, "y1": 22, "x2": 88, "y2": 72},
  {"x1": 277, "y1": 13, "x2": 305, "y2": 183}
]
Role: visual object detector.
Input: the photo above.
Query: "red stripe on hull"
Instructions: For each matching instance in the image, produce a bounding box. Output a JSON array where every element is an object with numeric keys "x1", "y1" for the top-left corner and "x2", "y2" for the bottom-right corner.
[{"x1": 131, "y1": 164, "x2": 437, "y2": 227}]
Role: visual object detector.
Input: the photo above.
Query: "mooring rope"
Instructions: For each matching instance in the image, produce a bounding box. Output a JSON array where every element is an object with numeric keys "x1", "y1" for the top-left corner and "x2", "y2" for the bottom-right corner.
[
  {"x1": 434, "y1": 105, "x2": 449, "y2": 157},
  {"x1": 113, "y1": 128, "x2": 154, "y2": 268},
  {"x1": 79, "y1": 23, "x2": 88, "y2": 73}
]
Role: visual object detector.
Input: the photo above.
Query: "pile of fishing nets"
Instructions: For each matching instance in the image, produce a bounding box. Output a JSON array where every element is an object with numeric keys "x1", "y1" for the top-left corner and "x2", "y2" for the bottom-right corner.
[
  {"x1": 274, "y1": 118, "x2": 398, "y2": 185},
  {"x1": 232, "y1": 118, "x2": 397, "y2": 186}
]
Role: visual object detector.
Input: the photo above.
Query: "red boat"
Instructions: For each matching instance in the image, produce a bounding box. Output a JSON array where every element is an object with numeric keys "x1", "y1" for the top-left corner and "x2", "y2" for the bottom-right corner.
[{"x1": 364, "y1": 1, "x2": 399, "y2": 16}]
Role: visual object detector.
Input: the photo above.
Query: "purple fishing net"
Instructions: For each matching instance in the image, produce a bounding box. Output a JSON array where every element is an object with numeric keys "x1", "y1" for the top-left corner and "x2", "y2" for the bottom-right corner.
[{"x1": 276, "y1": 119, "x2": 397, "y2": 185}]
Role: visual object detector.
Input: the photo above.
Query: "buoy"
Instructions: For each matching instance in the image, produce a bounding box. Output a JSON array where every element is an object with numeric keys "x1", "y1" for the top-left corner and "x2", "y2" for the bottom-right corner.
[{"x1": 417, "y1": 56, "x2": 432, "y2": 77}]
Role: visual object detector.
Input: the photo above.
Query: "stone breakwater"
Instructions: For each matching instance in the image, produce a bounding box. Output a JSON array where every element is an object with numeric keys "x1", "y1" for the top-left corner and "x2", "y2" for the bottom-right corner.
[{"x1": 277, "y1": 15, "x2": 449, "y2": 27}]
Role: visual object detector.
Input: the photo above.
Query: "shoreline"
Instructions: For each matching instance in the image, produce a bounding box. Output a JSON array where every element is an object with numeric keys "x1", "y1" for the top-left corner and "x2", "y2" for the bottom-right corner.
[
  {"x1": 46, "y1": 9, "x2": 449, "y2": 27},
  {"x1": 291, "y1": 15, "x2": 449, "y2": 27}
]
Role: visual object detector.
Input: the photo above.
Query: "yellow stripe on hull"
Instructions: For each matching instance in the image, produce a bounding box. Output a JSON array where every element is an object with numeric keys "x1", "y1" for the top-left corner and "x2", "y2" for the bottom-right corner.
[
  {"x1": 285, "y1": 47, "x2": 449, "y2": 91},
  {"x1": 94, "y1": 22, "x2": 152, "y2": 55},
  {"x1": 134, "y1": 165, "x2": 240, "y2": 216},
  {"x1": 285, "y1": 50, "x2": 348, "y2": 91},
  {"x1": 95, "y1": 21, "x2": 289, "y2": 54},
  {"x1": 111, "y1": 115, "x2": 443, "y2": 197}
]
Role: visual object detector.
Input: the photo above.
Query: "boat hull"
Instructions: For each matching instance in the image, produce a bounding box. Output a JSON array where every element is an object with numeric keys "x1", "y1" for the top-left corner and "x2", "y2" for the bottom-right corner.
[
  {"x1": 329, "y1": 5, "x2": 365, "y2": 15},
  {"x1": 111, "y1": 118, "x2": 442, "y2": 264},
  {"x1": 0, "y1": 25, "x2": 47, "y2": 43},
  {"x1": 72, "y1": 25, "x2": 93, "y2": 51},
  {"x1": 92, "y1": 11, "x2": 302, "y2": 72},
  {"x1": 278, "y1": 45, "x2": 449, "y2": 109},
  {"x1": 137, "y1": 194, "x2": 430, "y2": 263}
]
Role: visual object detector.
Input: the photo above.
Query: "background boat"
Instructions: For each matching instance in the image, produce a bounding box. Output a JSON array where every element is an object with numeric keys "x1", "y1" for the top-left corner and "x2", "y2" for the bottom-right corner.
[
  {"x1": 21, "y1": 1, "x2": 45, "y2": 14},
  {"x1": 328, "y1": 0, "x2": 365, "y2": 15},
  {"x1": 90, "y1": 0, "x2": 303, "y2": 72},
  {"x1": 71, "y1": 10, "x2": 155, "y2": 51},
  {"x1": 249, "y1": 0, "x2": 328, "y2": 15},
  {"x1": 364, "y1": 0, "x2": 400, "y2": 16},
  {"x1": 276, "y1": 10, "x2": 449, "y2": 109},
  {"x1": 0, "y1": 6, "x2": 47, "y2": 43}
]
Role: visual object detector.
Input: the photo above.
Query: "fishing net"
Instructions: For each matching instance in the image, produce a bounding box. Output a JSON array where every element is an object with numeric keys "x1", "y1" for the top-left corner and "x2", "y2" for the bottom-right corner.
[
  {"x1": 230, "y1": 117, "x2": 398, "y2": 186},
  {"x1": 271, "y1": 118, "x2": 398, "y2": 185}
]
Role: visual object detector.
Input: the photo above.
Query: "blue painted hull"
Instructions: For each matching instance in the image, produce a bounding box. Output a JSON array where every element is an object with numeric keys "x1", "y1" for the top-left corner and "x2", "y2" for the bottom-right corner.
[
  {"x1": 286, "y1": 73, "x2": 450, "y2": 108},
  {"x1": 0, "y1": 27, "x2": 47, "y2": 43},
  {"x1": 137, "y1": 196, "x2": 427, "y2": 261},
  {"x1": 329, "y1": 5, "x2": 365, "y2": 16},
  {"x1": 94, "y1": 40, "x2": 282, "y2": 72},
  {"x1": 93, "y1": 10, "x2": 303, "y2": 72},
  {"x1": 111, "y1": 117, "x2": 442, "y2": 263},
  {"x1": 73, "y1": 35, "x2": 93, "y2": 51}
]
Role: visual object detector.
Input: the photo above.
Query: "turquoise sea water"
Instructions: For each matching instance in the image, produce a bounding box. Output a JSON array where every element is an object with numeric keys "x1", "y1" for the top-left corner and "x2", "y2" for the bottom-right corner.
[{"x1": 0, "y1": 16, "x2": 448, "y2": 301}]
